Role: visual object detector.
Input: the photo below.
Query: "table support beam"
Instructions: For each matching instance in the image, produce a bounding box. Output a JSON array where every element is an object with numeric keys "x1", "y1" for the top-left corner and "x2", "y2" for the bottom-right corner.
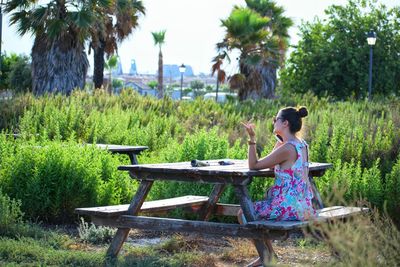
[
  {"x1": 309, "y1": 176, "x2": 324, "y2": 209},
  {"x1": 106, "y1": 180, "x2": 154, "y2": 258},
  {"x1": 199, "y1": 184, "x2": 226, "y2": 221},
  {"x1": 234, "y1": 184, "x2": 275, "y2": 264}
]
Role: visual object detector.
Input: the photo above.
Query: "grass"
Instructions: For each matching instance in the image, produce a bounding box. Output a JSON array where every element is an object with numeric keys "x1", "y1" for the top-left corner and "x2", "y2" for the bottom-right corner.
[
  {"x1": 0, "y1": 222, "x2": 333, "y2": 267},
  {"x1": 1, "y1": 211, "x2": 399, "y2": 267}
]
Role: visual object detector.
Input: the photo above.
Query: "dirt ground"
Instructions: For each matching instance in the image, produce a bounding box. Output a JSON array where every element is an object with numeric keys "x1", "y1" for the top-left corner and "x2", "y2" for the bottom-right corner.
[{"x1": 125, "y1": 229, "x2": 334, "y2": 266}]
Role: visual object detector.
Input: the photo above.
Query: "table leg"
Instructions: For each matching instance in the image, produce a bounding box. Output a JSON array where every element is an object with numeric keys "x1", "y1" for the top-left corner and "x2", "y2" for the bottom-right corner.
[
  {"x1": 234, "y1": 184, "x2": 275, "y2": 264},
  {"x1": 199, "y1": 184, "x2": 226, "y2": 221},
  {"x1": 127, "y1": 153, "x2": 139, "y2": 165},
  {"x1": 309, "y1": 176, "x2": 324, "y2": 209},
  {"x1": 106, "y1": 180, "x2": 154, "y2": 258}
]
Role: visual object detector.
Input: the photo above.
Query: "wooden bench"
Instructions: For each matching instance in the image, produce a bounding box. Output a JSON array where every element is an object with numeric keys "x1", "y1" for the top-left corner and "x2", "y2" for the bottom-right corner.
[
  {"x1": 76, "y1": 195, "x2": 367, "y2": 239},
  {"x1": 75, "y1": 195, "x2": 210, "y2": 224},
  {"x1": 82, "y1": 205, "x2": 367, "y2": 241}
]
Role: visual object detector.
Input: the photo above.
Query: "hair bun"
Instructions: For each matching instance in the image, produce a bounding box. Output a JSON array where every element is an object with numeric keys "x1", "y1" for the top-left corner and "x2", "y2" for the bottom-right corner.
[{"x1": 297, "y1": 106, "x2": 308, "y2": 118}]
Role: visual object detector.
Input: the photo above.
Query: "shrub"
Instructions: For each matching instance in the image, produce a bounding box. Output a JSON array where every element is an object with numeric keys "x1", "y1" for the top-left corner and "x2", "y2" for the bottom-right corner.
[
  {"x1": 0, "y1": 138, "x2": 137, "y2": 223},
  {"x1": 385, "y1": 154, "x2": 400, "y2": 218},
  {"x1": 78, "y1": 217, "x2": 116, "y2": 244},
  {"x1": 0, "y1": 190, "x2": 24, "y2": 232}
]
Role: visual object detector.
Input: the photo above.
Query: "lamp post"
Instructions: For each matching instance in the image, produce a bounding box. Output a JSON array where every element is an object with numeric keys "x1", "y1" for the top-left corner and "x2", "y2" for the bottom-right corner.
[
  {"x1": 179, "y1": 63, "x2": 186, "y2": 100},
  {"x1": 0, "y1": 0, "x2": 4, "y2": 76},
  {"x1": 367, "y1": 30, "x2": 376, "y2": 101}
]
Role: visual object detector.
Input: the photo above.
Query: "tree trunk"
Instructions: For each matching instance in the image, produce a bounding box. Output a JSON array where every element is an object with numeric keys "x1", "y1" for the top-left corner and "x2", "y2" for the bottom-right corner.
[
  {"x1": 258, "y1": 62, "x2": 276, "y2": 99},
  {"x1": 157, "y1": 50, "x2": 163, "y2": 98},
  {"x1": 93, "y1": 38, "x2": 106, "y2": 89},
  {"x1": 238, "y1": 60, "x2": 276, "y2": 100},
  {"x1": 31, "y1": 33, "x2": 88, "y2": 95},
  {"x1": 215, "y1": 79, "x2": 219, "y2": 102}
]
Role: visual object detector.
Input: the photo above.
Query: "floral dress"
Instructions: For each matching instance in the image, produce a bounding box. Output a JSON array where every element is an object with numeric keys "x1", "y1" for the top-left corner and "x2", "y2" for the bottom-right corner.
[{"x1": 253, "y1": 139, "x2": 316, "y2": 221}]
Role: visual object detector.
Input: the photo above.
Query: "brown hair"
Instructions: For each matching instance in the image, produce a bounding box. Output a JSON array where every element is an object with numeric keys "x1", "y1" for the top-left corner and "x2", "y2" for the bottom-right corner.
[{"x1": 279, "y1": 106, "x2": 308, "y2": 134}]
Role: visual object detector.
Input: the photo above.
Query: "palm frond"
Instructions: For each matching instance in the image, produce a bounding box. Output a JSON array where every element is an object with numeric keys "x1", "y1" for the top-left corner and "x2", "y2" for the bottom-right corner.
[
  {"x1": 68, "y1": 9, "x2": 94, "y2": 29},
  {"x1": 47, "y1": 19, "x2": 68, "y2": 39},
  {"x1": 151, "y1": 30, "x2": 166, "y2": 46}
]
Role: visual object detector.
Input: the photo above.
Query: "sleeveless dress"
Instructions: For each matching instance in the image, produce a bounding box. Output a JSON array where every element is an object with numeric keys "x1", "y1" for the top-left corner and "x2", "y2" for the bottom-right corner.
[{"x1": 253, "y1": 139, "x2": 316, "y2": 221}]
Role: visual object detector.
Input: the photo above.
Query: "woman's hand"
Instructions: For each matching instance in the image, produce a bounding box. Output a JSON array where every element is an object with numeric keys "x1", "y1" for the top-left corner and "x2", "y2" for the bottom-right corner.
[{"x1": 241, "y1": 121, "x2": 256, "y2": 138}]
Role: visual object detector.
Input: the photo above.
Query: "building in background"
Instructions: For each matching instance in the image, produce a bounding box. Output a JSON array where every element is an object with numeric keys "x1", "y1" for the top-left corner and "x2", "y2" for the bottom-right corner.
[{"x1": 129, "y1": 59, "x2": 137, "y2": 75}]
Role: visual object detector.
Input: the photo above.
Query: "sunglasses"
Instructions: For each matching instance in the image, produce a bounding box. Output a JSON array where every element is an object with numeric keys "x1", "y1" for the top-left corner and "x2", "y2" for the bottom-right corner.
[{"x1": 273, "y1": 116, "x2": 285, "y2": 124}]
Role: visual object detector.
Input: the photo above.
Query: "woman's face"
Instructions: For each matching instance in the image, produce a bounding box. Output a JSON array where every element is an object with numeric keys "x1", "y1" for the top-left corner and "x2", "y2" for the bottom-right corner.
[{"x1": 273, "y1": 111, "x2": 285, "y2": 135}]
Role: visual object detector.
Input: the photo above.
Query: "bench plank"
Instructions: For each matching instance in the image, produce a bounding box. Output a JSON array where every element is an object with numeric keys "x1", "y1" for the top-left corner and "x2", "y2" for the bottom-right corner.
[
  {"x1": 100, "y1": 215, "x2": 287, "y2": 240},
  {"x1": 248, "y1": 206, "x2": 368, "y2": 230},
  {"x1": 75, "y1": 195, "x2": 209, "y2": 218}
]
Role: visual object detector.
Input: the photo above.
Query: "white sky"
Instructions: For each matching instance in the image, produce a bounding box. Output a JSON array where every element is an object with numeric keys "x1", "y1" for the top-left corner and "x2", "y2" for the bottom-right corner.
[{"x1": 2, "y1": 0, "x2": 397, "y2": 75}]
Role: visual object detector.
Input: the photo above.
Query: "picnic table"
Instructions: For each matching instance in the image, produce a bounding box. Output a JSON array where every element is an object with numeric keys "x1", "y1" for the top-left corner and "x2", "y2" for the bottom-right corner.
[
  {"x1": 94, "y1": 144, "x2": 148, "y2": 165},
  {"x1": 76, "y1": 159, "x2": 366, "y2": 265}
]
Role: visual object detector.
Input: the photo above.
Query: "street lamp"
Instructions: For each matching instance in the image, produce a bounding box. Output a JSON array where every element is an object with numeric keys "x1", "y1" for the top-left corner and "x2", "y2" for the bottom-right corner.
[
  {"x1": 0, "y1": 0, "x2": 5, "y2": 76},
  {"x1": 367, "y1": 30, "x2": 376, "y2": 101},
  {"x1": 179, "y1": 63, "x2": 186, "y2": 100}
]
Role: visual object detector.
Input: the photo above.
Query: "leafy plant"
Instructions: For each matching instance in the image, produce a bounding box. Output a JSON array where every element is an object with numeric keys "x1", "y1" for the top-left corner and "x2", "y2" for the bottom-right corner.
[{"x1": 78, "y1": 217, "x2": 116, "y2": 244}]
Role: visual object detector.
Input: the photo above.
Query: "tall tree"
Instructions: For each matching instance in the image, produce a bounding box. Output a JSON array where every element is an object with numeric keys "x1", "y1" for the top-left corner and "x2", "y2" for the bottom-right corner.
[
  {"x1": 104, "y1": 55, "x2": 118, "y2": 94},
  {"x1": 215, "y1": 0, "x2": 292, "y2": 100},
  {"x1": 151, "y1": 30, "x2": 166, "y2": 98},
  {"x1": 280, "y1": 0, "x2": 400, "y2": 99},
  {"x1": 91, "y1": 0, "x2": 145, "y2": 89},
  {"x1": 211, "y1": 58, "x2": 226, "y2": 102},
  {"x1": 5, "y1": 0, "x2": 110, "y2": 95}
]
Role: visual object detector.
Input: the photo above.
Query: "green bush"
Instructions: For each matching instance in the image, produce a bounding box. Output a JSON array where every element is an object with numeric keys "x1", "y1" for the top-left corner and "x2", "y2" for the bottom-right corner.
[
  {"x1": 0, "y1": 91, "x2": 399, "y2": 221},
  {"x1": 0, "y1": 138, "x2": 137, "y2": 223},
  {"x1": 385, "y1": 154, "x2": 400, "y2": 218},
  {"x1": 0, "y1": 190, "x2": 24, "y2": 232}
]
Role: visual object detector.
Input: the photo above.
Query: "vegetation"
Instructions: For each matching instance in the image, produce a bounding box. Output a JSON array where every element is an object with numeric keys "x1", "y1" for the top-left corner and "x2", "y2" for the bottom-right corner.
[
  {"x1": 211, "y1": 58, "x2": 227, "y2": 101},
  {"x1": 0, "y1": 53, "x2": 31, "y2": 93},
  {"x1": 105, "y1": 55, "x2": 119, "y2": 94},
  {"x1": 151, "y1": 30, "x2": 167, "y2": 98},
  {"x1": 91, "y1": 0, "x2": 145, "y2": 89},
  {"x1": 0, "y1": 188, "x2": 399, "y2": 266},
  {"x1": 0, "y1": 91, "x2": 398, "y2": 224},
  {"x1": 280, "y1": 0, "x2": 400, "y2": 99},
  {"x1": 216, "y1": 0, "x2": 293, "y2": 100},
  {"x1": 5, "y1": 0, "x2": 113, "y2": 94}
]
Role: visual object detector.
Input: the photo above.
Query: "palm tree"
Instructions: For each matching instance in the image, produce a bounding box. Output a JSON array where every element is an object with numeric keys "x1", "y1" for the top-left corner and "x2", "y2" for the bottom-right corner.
[
  {"x1": 5, "y1": 0, "x2": 110, "y2": 95},
  {"x1": 246, "y1": 0, "x2": 293, "y2": 97},
  {"x1": 151, "y1": 30, "x2": 166, "y2": 98},
  {"x1": 91, "y1": 0, "x2": 145, "y2": 89},
  {"x1": 216, "y1": 1, "x2": 293, "y2": 100},
  {"x1": 104, "y1": 55, "x2": 118, "y2": 94},
  {"x1": 211, "y1": 58, "x2": 226, "y2": 102}
]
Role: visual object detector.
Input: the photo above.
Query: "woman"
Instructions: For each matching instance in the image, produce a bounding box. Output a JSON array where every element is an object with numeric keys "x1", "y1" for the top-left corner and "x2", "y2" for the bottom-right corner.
[{"x1": 239, "y1": 106, "x2": 315, "y2": 266}]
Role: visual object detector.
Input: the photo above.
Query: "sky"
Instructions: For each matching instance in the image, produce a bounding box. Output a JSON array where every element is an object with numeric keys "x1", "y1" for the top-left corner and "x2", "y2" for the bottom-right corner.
[{"x1": 2, "y1": 0, "x2": 397, "y2": 75}]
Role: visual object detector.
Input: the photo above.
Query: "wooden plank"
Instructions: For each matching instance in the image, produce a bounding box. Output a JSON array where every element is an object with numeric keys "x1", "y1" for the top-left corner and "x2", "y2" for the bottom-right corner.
[
  {"x1": 318, "y1": 206, "x2": 368, "y2": 219},
  {"x1": 95, "y1": 144, "x2": 148, "y2": 153},
  {"x1": 118, "y1": 161, "x2": 332, "y2": 179},
  {"x1": 102, "y1": 215, "x2": 287, "y2": 240},
  {"x1": 75, "y1": 195, "x2": 209, "y2": 217},
  {"x1": 248, "y1": 206, "x2": 368, "y2": 230},
  {"x1": 128, "y1": 170, "x2": 253, "y2": 185},
  {"x1": 199, "y1": 184, "x2": 226, "y2": 221},
  {"x1": 214, "y1": 203, "x2": 241, "y2": 216},
  {"x1": 106, "y1": 180, "x2": 153, "y2": 258},
  {"x1": 248, "y1": 219, "x2": 310, "y2": 230}
]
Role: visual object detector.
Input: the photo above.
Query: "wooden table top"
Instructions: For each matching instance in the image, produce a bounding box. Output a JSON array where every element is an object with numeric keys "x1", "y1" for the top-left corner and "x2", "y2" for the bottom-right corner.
[
  {"x1": 118, "y1": 160, "x2": 332, "y2": 182},
  {"x1": 95, "y1": 144, "x2": 148, "y2": 153}
]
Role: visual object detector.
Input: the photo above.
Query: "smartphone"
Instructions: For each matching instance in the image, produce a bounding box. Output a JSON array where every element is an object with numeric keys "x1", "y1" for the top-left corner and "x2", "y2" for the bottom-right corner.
[{"x1": 275, "y1": 134, "x2": 283, "y2": 143}]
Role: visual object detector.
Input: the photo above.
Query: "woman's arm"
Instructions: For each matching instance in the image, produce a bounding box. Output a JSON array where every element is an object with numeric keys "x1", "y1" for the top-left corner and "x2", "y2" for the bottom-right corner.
[{"x1": 248, "y1": 143, "x2": 294, "y2": 170}]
